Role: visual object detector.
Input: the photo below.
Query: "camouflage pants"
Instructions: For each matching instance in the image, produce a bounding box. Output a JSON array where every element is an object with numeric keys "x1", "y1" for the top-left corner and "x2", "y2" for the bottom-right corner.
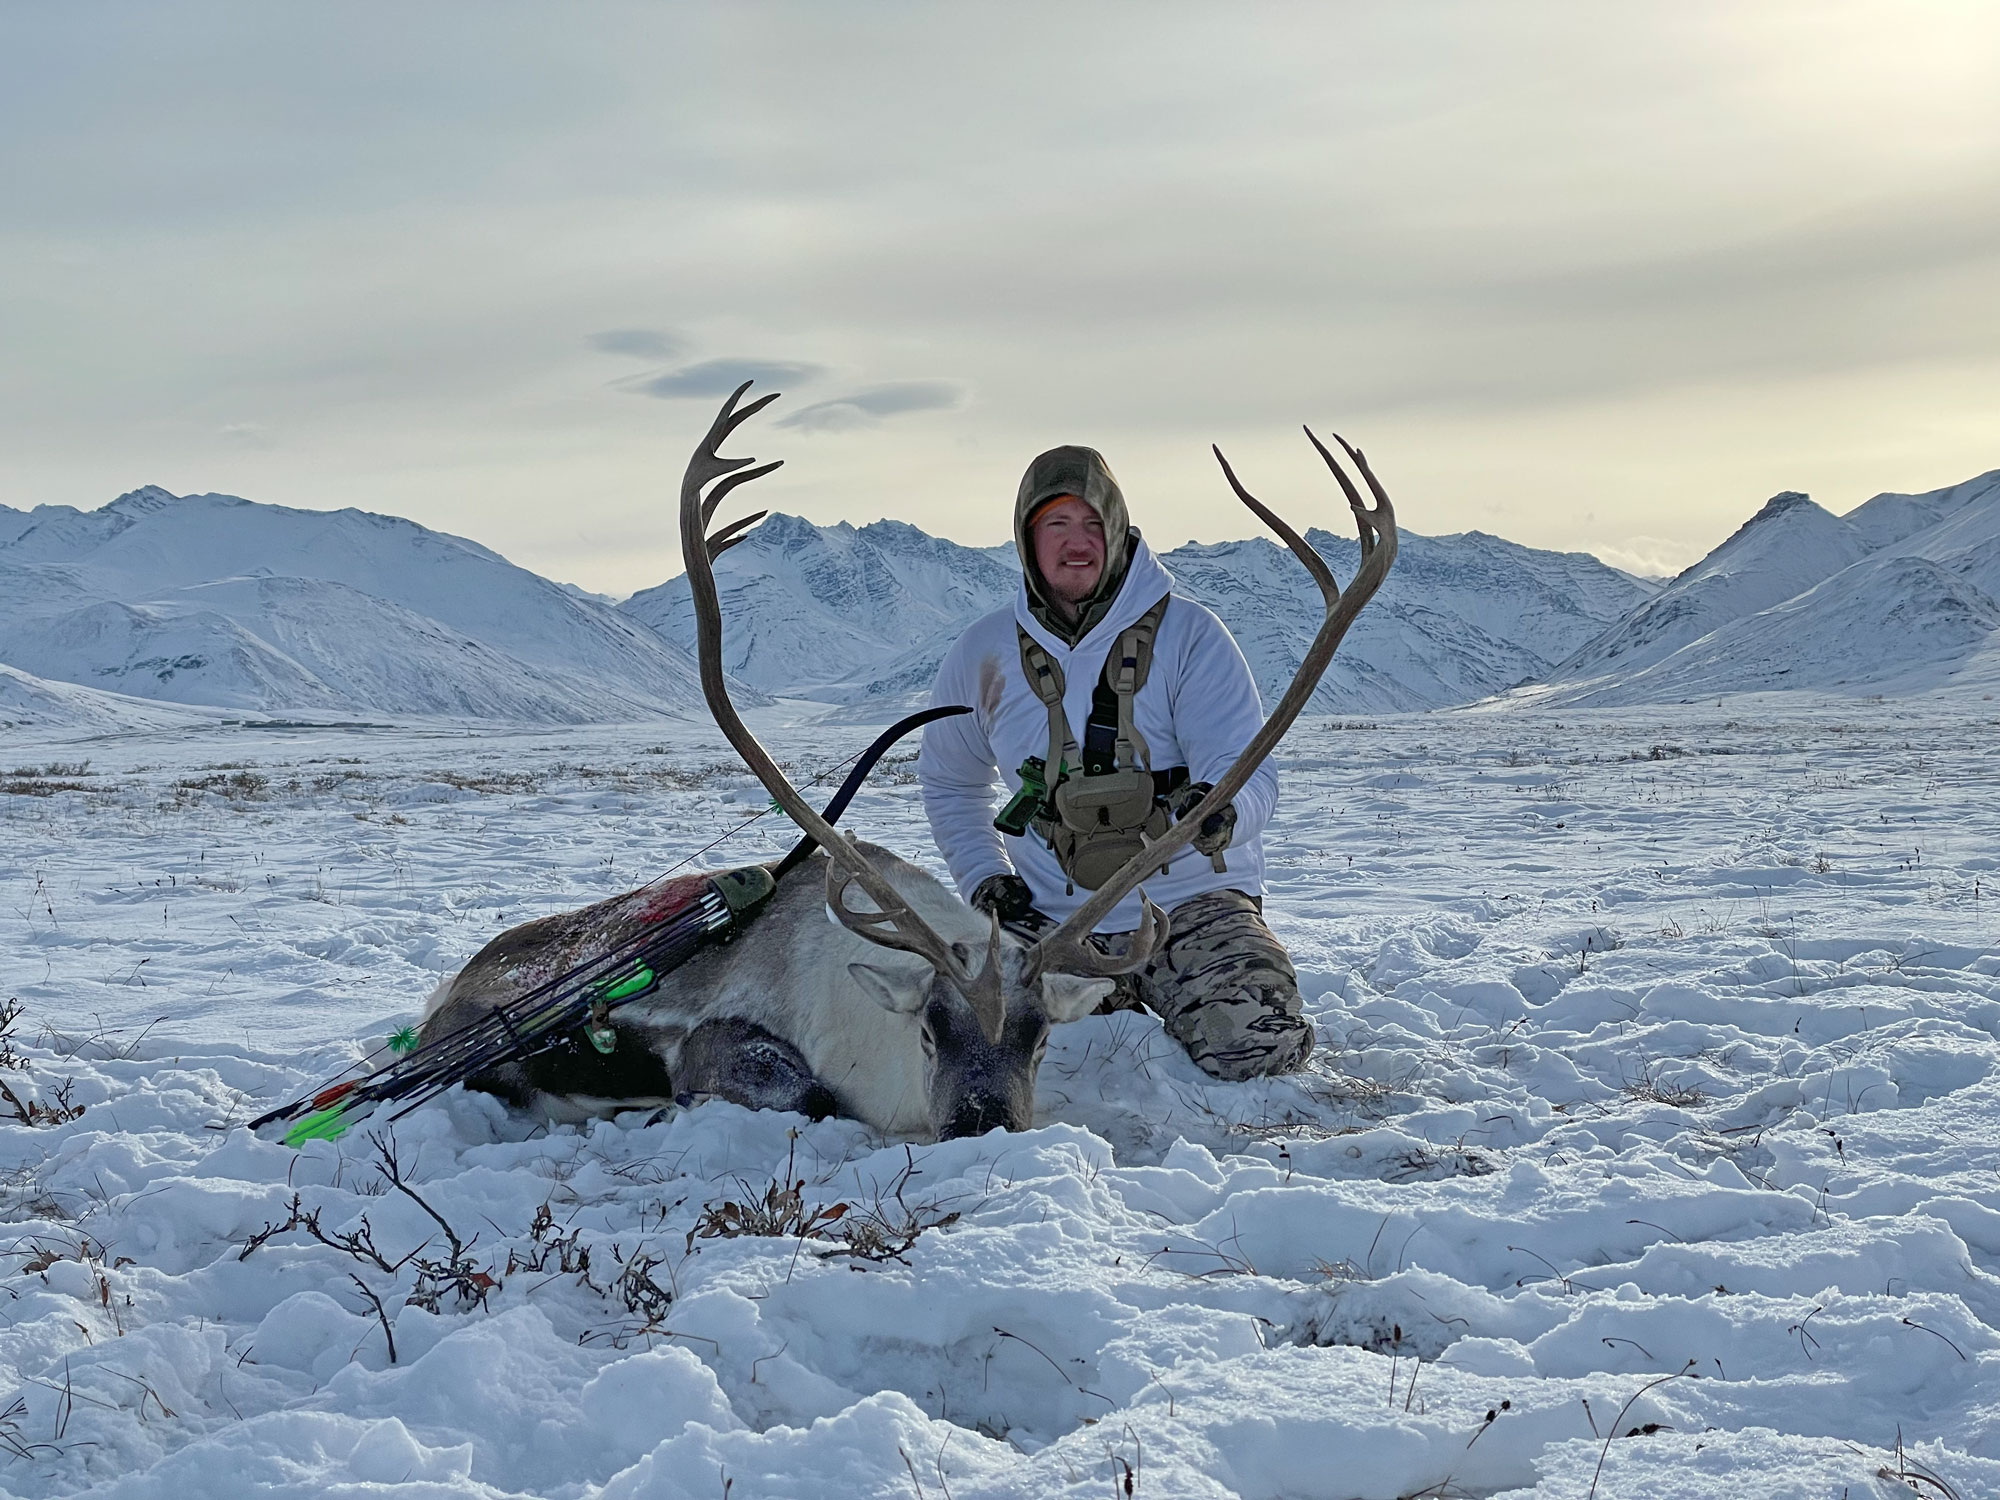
[{"x1": 1100, "y1": 889, "x2": 1313, "y2": 1081}]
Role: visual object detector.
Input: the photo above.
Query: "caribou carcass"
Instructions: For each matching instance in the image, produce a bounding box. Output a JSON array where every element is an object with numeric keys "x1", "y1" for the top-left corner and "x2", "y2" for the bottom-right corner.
[
  {"x1": 420, "y1": 840, "x2": 1119, "y2": 1138},
  {"x1": 419, "y1": 385, "x2": 1397, "y2": 1140}
]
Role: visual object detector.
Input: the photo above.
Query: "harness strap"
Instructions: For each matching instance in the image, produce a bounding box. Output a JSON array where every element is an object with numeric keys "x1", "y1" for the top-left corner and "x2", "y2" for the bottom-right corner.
[
  {"x1": 1019, "y1": 593, "x2": 1171, "y2": 779},
  {"x1": 1016, "y1": 630, "x2": 1074, "y2": 792},
  {"x1": 1105, "y1": 593, "x2": 1167, "y2": 772}
]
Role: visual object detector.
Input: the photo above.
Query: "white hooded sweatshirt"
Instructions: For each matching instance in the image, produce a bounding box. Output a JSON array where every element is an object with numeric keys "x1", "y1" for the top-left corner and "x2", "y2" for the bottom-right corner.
[{"x1": 918, "y1": 536, "x2": 1277, "y2": 933}]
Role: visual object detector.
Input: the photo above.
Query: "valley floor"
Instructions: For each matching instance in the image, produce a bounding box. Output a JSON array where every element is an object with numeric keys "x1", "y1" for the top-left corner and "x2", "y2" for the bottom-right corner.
[{"x1": 1, "y1": 697, "x2": 1997, "y2": 1498}]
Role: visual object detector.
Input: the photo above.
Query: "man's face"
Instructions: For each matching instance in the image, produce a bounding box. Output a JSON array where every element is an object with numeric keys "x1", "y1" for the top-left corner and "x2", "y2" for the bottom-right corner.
[{"x1": 1032, "y1": 495, "x2": 1106, "y2": 613}]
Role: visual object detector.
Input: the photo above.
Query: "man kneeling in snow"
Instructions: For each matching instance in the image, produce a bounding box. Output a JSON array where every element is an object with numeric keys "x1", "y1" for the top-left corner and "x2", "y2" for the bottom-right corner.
[{"x1": 918, "y1": 445, "x2": 1312, "y2": 1080}]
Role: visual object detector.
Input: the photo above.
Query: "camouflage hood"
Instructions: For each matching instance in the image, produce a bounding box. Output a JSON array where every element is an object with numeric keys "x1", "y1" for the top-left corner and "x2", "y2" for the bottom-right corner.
[{"x1": 1013, "y1": 445, "x2": 1138, "y2": 644}]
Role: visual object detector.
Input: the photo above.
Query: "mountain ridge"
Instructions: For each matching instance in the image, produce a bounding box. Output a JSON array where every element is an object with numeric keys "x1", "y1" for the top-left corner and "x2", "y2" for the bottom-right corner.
[
  {"x1": 9, "y1": 466, "x2": 1993, "y2": 729},
  {"x1": 0, "y1": 486, "x2": 738, "y2": 724},
  {"x1": 620, "y1": 512, "x2": 1660, "y2": 714},
  {"x1": 1530, "y1": 469, "x2": 2000, "y2": 705}
]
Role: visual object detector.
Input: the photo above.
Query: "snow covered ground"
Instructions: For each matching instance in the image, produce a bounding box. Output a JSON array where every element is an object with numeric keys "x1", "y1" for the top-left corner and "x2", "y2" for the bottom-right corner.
[{"x1": 2, "y1": 696, "x2": 1998, "y2": 1498}]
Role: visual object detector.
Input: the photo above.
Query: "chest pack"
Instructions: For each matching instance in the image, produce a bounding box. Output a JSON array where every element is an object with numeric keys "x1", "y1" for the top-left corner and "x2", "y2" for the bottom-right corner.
[{"x1": 1005, "y1": 593, "x2": 1206, "y2": 892}]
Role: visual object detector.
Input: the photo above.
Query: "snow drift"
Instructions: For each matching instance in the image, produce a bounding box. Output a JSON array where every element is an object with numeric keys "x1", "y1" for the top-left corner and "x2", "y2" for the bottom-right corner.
[{"x1": 0, "y1": 661, "x2": 222, "y2": 733}]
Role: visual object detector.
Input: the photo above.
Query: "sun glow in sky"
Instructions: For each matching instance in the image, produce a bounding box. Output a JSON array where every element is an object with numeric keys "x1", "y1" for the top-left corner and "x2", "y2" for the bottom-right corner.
[{"x1": 4, "y1": 1, "x2": 1997, "y2": 594}]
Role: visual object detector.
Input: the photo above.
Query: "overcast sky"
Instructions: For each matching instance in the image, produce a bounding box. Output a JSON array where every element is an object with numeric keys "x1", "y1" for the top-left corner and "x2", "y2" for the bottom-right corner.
[{"x1": 4, "y1": 2, "x2": 1997, "y2": 594}]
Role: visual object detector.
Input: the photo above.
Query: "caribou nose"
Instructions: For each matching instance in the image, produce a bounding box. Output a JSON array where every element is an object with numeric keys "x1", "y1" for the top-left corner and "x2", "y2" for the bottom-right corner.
[{"x1": 941, "y1": 1097, "x2": 1020, "y2": 1139}]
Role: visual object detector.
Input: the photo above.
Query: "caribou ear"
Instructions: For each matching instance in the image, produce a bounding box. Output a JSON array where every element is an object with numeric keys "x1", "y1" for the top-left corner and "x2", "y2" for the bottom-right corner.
[
  {"x1": 1040, "y1": 972, "x2": 1115, "y2": 1024},
  {"x1": 848, "y1": 961, "x2": 927, "y2": 1015}
]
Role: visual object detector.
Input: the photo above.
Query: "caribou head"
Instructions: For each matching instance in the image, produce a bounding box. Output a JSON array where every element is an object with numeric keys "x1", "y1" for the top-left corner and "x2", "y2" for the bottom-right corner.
[
  {"x1": 680, "y1": 384, "x2": 1395, "y2": 1137},
  {"x1": 831, "y1": 885, "x2": 1119, "y2": 1138}
]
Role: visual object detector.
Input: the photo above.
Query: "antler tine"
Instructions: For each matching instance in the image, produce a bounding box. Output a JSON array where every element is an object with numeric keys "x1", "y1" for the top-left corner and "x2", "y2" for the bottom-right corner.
[
  {"x1": 1329, "y1": 431, "x2": 1392, "y2": 510},
  {"x1": 707, "y1": 509, "x2": 769, "y2": 562},
  {"x1": 825, "y1": 861, "x2": 922, "y2": 947},
  {"x1": 1327, "y1": 433, "x2": 1393, "y2": 556},
  {"x1": 1304, "y1": 428, "x2": 1386, "y2": 555},
  {"x1": 1024, "y1": 426, "x2": 1398, "y2": 982},
  {"x1": 702, "y1": 464, "x2": 782, "y2": 528},
  {"x1": 1214, "y1": 443, "x2": 1339, "y2": 598},
  {"x1": 826, "y1": 862, "x2": 1007, "y2": 1042},
  {"x1": 700, "y1": 381, "x2": 781, "y2": 459},
  {"x1": 682, "y1": 384, "x2": 781, "y2": 523},
  {"x1": 678, "y1": 384, "x2": 1001, "y2": 1036},
  {"x1": 1029, "y1": 897, "x2": 1167, "y2": 981},
  {"x1": 965, "y1": 910, "x2": 1005, "y2": 1041},
  {"x1": 1302, "y1": 425, "x2": 1366, "y2": 512}
]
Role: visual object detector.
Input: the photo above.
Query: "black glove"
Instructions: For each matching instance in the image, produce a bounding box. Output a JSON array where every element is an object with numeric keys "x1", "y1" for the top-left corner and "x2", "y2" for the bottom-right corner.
[
  {"x1": 1168, "y1": 781, "x2": 1235, "y2": 858},
  {"x1": 970, "y1": 873, "x2": 1039, "y2": 923}
]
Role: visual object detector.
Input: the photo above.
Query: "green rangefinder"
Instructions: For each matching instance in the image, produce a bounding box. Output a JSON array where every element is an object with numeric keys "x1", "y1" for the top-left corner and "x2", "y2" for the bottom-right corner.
[{"x1": 994, "y1": 757, "x2": 1051, "y2": 837}]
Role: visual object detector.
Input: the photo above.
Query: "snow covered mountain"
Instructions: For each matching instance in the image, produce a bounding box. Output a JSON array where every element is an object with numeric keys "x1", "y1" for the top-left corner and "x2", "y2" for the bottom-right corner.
[
  {"x1": 1536, "y1": 470, "x2": 2000, "y2": 705},
  {"x1": 20, "y1": 465, "x2": 1987, "y2": 728},
  {"x1": 1842, "y1": 469, "x2": 1999, "y2": 550},
  {"x1": 1550, "y1": 492, "x2": 1874, "y2": 682},
  {"x1": 621, "y1": 514, "x2": 1019, "y2": 704},
  {"x1": 622, "y1": 514, "x2": 1658, "y2": 713},
  {"x1": 0, "y1": 487, "x2": 738, "y2": 722},
  {"x1": 1169, "y1": 527, "x2": 1659, "y2": 713}
]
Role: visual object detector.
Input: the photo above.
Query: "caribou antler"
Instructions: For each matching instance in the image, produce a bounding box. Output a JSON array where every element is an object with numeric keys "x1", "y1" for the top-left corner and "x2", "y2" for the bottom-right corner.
[
  {"x1": 1022, "y1": 426, "x2": 1398, "y2": 981},
  {"x1": 679, "y1": 383, "x2": 1008, "y2": 1042}
]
